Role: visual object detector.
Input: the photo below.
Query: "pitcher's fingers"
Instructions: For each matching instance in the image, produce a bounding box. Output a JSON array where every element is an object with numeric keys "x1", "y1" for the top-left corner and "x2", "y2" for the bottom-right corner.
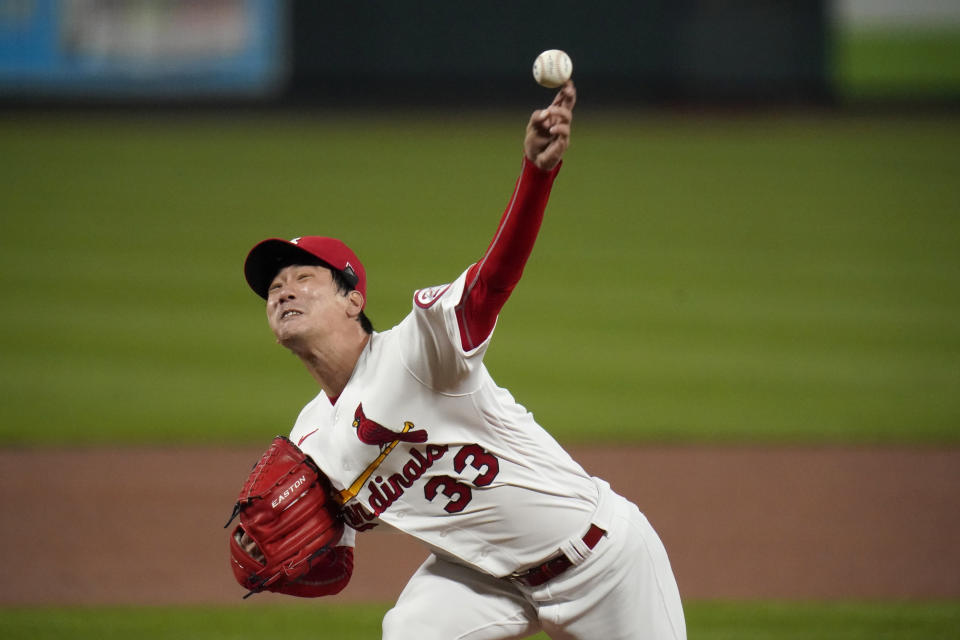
[
  {"x1": 541, "y1": 105, "x2": 572, "y2": 132},
  {"x1": 548, "y1": 122, "x2": 571, "y2": 138},
  {"x1": 554, "y1": 81, "x2": 576, "y2": 111},
  {"x1": 550, "y1": 80, "x2": 575, "y2": 107},
  {"x1": 530, "y1": 108, "x2": 552, "y2": 129}
]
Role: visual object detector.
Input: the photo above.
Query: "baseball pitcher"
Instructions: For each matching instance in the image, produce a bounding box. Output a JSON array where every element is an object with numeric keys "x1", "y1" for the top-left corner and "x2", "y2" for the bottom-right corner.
[{"x1": 229, "y1": 82, "x2": 686, "y2": 639}]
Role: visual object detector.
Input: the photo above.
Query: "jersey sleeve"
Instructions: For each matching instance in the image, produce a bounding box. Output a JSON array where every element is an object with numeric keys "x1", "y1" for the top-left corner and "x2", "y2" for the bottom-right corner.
[
  {"x1": 398, "y1": 157, "x2": 560, "y2": 392},
  {"x1": 455, "y1": 156, "x2": 560, "y2": 351},
  {"x1": 399, "y1": 270, "x2": 487, "y2": 393}
]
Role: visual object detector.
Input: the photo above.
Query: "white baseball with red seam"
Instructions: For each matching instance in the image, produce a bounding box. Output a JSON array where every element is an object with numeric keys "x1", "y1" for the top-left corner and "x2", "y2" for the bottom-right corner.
[{"x1": 532, "y1": 49, "x2": 572, "y2": 88}]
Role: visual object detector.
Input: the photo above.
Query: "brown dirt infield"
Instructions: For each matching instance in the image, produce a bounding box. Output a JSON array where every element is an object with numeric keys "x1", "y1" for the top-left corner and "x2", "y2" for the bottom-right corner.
[{"x1": 1, "y1": 446, "x2": 958, "y2": 606}]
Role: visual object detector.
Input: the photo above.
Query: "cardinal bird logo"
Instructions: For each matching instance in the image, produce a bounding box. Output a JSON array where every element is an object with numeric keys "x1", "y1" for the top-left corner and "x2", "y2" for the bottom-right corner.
[{"x1": 352, "y1": 403, "x2": 428, "y2": 450}]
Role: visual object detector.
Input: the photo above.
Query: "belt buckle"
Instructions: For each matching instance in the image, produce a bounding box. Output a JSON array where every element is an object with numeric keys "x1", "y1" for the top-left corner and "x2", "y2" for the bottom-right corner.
[
  {"x1": 507, "y1": 569, "x2": 533, "y2": 586},
  {"x1": 508, "y1": 553, "x2": 566, "y2": 587},
  {"x1": 508, "y1": 560, "x2": 545, "y2": 582},
  {"x1": 508, "y1": 524, "x2": 606, "y2": 587},
  {"x1": 507, "y1": 562, "x2": 544, "y2": 586}
]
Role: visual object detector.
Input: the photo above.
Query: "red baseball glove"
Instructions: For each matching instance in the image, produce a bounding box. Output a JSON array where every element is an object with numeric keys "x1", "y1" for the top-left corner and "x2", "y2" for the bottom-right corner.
[{"x1": 226, "y1": 436, "x2": 345, "y2": 598}]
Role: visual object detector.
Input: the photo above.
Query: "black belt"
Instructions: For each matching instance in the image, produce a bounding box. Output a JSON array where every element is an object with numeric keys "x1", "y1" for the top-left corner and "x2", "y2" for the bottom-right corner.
[{"x1": 509, "y1": 524, "x2": 606, "y2": 587}]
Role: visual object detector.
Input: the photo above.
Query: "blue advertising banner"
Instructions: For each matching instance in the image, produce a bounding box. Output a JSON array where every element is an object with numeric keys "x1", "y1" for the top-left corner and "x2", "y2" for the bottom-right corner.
[{"x1": 0, "y1": 0, "x2": 285, "y2": 97}]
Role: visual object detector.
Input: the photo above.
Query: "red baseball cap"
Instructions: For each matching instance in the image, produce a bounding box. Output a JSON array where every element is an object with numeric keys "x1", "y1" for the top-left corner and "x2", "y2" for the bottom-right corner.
[{"x1": 244, "y1": 236, "x2": 367, "y2": 306}]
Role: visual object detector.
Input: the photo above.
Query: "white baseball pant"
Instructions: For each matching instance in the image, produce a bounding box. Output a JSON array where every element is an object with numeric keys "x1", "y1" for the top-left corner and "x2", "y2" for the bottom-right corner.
[{"x1": 381, "y1": 488, "x2": 686, "y2": 640}]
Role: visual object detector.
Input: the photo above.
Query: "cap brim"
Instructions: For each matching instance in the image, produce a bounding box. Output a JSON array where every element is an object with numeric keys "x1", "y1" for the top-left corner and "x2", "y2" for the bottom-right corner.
[{"x1": 244, "y1": 239, "x2": 333, "y2": 299}]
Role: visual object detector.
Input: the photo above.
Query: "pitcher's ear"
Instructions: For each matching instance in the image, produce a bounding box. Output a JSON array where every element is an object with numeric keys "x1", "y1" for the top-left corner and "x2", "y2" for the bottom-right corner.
[{"x1": 347, "y1": 290, "x2": 365, "y2": 316}]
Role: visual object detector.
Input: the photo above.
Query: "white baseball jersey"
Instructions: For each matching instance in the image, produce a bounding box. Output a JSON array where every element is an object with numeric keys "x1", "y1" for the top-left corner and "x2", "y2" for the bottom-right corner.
[{"x1": 290, "y1": 268, "x2": 600, "y2": 577}]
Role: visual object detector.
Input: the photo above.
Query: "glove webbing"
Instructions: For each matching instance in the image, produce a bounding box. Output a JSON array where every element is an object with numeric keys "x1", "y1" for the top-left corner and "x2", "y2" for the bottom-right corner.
[{"x1": 240, "y1": 544, "x2": 333, "y2": 599}]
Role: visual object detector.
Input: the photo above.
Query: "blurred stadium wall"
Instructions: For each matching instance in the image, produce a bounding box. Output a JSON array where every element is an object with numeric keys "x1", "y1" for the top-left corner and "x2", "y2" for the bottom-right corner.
[
  {"x1": 0, "y1": 0, "x2": 956, "y2": 107},
  {"x1": 286, "y1": 1, "x2": 828, "y2": 106}
]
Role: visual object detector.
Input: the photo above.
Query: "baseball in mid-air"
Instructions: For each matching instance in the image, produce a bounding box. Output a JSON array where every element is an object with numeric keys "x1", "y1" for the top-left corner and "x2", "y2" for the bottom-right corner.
[{"x1": 532, "y1": 49, "x2": 573, "y2": 88}]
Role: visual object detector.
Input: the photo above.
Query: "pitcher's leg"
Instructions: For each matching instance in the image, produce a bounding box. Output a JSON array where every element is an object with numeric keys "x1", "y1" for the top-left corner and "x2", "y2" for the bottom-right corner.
[{"x1": 383, "y1": 553, "x2": 540, "y2": 640}]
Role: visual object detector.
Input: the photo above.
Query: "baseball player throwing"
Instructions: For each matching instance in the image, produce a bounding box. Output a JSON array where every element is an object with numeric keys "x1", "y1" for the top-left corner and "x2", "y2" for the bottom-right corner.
[{"x1": 240, "y1": 82, "x2": 686, "y2": 639}]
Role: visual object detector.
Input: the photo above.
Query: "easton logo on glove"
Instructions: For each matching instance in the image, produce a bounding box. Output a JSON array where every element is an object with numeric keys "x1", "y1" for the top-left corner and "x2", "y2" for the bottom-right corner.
[
  {"x1": 272, "y1": 474, "x2": 308, "y2": 508},
  {"x1": 225, "y1": 436, "x2": 344, "y2": 598}
]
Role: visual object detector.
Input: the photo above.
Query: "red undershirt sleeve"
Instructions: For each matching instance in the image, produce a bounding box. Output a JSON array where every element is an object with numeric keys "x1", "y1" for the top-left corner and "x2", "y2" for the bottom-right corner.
[{"x1": 455, "y1": 156, "x2": 561, "y2": 351}]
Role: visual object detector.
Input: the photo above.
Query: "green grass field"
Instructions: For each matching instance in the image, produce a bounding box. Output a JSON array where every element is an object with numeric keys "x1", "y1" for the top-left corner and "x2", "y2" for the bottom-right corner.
[
  {"x1": 835, "y1": 27, "x2": 960, "y2": 99},
  {"x1": 1, "y1": 602, "x2": 958, "y2": 639},
  {"x1": 1, "y1": 110, "x2": 958, "y2": 446}
]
